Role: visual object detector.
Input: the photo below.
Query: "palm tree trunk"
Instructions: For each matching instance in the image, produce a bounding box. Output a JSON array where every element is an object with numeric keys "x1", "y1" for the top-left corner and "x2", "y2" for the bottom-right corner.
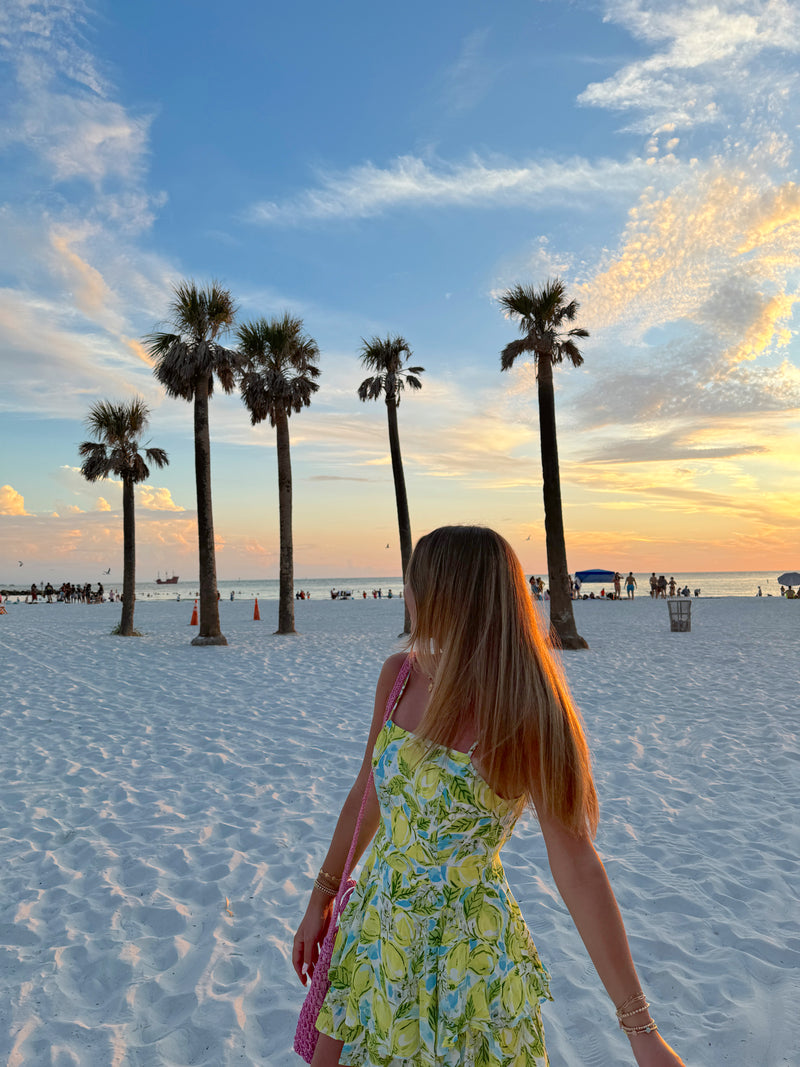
[
  {"x1": 275, "y1": 410, "x2": 296, "y2": 635},
  {"x1": 119, "y1": 474, "x2": 136, "y2": 636},
  {"x1": 537, "y1": 355, "x2": 588, "y2": 650},
  {"x1": 192, "y1": 375, "x2": 227, "y2": 646},
  {"x1": 386, "y1": 397, "x2": 413, "y2": 634}
]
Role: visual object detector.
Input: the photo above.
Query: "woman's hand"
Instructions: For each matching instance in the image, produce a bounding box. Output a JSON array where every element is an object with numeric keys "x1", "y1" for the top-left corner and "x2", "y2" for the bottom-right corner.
[
  {"x1": 292, "y1": 894, "x2": 334, "y2": 986},
  {"x1": 628, "y1": 1030, "x2": 686, "y2": 1066}
]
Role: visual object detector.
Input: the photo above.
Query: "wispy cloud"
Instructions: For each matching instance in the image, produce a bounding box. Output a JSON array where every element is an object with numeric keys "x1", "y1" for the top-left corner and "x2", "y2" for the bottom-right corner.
[
  {"x1": 579, "y1": 0, "x2": 800, "y2": 131},
  {"x1": 248, "y1": 153, "x2": 672, "y2": 224},
  {"x1": 439, "y1": 28, "x2": 494, "y2": 114},
  {"x1": 0, "y1": 0, "x2": 155, "y2": 195}
]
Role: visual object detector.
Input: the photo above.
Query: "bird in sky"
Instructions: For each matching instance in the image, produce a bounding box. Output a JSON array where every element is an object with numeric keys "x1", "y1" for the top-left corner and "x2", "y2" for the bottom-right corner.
[
  {"x1": 385, "y1": 543, "x2": 390, "y2": 548},
  {"x1": 103, "y1": 568, "x2": 111, "y2": 574},
  {"x1": 525, "y1": 536, "x2": 531, "y2": 541},
  {"x1": 18, "y1": 560, "x2": 23, "y2": 566}
]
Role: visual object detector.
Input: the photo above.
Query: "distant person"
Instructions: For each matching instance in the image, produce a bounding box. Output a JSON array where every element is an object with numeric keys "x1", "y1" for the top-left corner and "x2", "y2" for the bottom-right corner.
[
  {"x1": 668, "y1": 577, "x2": 676, "y2": 597},
  {"x1": 231, "y1": 590, "x2": 235, "y2": 600},
  {"x1": 657, "y1": 575, "x2": 668, "y2": 598},
  {"x1": 649, "y1": 573, "x2": 658, "y2": 597},
  {"x1": 613, "y1": 572, "x2": 621, "y2": 598},
  {"x1": 625, "y1": 572, "x2": 637, "y2": 599},
  {"x1": 757, "y1": 586, "x2": 762, "y2": 597}
]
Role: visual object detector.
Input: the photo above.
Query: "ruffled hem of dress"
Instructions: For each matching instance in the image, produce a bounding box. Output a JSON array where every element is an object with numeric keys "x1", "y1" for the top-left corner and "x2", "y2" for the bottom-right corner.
[
  {"x1": 317, "y1": 963, "x2": 551, "y2": 1067},
  {"x1": 317, "y1": 1004, "x2": 550, "y2": 1067}
]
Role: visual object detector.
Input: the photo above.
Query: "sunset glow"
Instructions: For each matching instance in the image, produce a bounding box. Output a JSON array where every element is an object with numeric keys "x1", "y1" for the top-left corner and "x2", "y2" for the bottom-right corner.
[{"x1": 2, "y1": 1, "x2": 798, "y2": 583}]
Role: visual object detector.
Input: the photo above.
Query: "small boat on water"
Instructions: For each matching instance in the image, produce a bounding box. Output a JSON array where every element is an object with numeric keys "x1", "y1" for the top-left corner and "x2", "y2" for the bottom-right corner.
[{"x1": 156, "y1": 572, "x2": 179, "y2": 584}]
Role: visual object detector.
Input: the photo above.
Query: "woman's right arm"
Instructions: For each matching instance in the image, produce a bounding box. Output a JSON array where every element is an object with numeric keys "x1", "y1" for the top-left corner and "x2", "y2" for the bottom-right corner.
[{"x1": 292, "y1": 652, "x2": 407, "y2": 985}]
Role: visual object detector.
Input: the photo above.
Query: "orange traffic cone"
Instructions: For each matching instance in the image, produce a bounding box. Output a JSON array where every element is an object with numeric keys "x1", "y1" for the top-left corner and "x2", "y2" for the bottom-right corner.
[
  {"x1": 253, "y1": 598, "x2": 261, "y2": 621},
  {"x1": 190, "y1": 599, "x2": 198, "y2": 626}
]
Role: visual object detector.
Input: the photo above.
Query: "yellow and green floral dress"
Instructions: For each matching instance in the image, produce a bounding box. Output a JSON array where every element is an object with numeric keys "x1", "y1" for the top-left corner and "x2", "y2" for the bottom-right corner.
[{"x1": 316, "y1": 697, "x2": 552, "y2": 1066}]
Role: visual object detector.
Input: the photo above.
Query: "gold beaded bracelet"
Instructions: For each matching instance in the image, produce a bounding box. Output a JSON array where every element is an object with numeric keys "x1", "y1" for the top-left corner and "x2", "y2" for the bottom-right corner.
[
  {"x1": 313, "y1": 877, "x2": 337, "y2": 896},
  {"x1": 616, "y1": 992, "x2": 647, "y2": 1016},
  {"x1": 619, "y1": 1020, "x2": 659, "y2": 1036},
  {"x1": 618, "y1": 999, "x2": 651, "y2": 1021}
]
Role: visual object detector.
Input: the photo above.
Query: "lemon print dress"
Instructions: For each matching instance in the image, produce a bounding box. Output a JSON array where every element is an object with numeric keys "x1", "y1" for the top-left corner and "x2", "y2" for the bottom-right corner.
[{"x1": 316, "y1": 661, "x2": 552, "y2": 1066}]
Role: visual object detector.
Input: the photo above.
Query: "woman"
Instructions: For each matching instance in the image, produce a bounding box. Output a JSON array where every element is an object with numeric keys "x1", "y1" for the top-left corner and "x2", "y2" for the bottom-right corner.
[{"x1": 293, "y1": 526, "x2": 685, "y2": 1067}]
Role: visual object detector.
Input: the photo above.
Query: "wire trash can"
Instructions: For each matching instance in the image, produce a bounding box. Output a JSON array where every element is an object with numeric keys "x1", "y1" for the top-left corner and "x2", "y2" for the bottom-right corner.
[{"x1": 667, "y1": 598, "x2": 692, "y2": 632}]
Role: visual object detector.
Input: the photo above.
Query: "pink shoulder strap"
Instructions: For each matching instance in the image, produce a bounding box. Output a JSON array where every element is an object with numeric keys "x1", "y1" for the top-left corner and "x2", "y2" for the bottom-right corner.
[{"x1": 332, "y1": 655, "x2": 412, "y2": 914}]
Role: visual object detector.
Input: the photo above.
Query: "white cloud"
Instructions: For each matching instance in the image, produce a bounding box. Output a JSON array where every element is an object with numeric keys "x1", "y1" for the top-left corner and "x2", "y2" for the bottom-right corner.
[
  {"x1": 580, "y1": 0, "x2": 800, "y2": 130},
  {"x1": 0, "y1": 484, "x2": 30, "y2": 515},
  {"x1": 248, "y1": 153, "x2": 675, "y2": 224},
  {"x1": 137, "y1": 486, "x2": 186, "y2": 512},
  {"x1": 439, "y1": 28, "x2": 494, "y2": 114}
]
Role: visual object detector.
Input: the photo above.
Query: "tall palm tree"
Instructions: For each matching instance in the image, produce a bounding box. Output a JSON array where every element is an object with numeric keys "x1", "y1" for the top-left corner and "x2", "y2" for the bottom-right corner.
[
  {"x1": 237, "y1": 314, "x2": 320, "y2": 635},
  {"x1": 79, "y1": 398, "x2": 168, "y2": 636},
  {"x1": 498, "y1": 278, "x2": 589, "y2": 650},
  {"x1": 358, "y1": 335, "x2": 424, "y2": 634},
  {"x1": 146, "y1": 280, "x2": 238, "y2": 646}
]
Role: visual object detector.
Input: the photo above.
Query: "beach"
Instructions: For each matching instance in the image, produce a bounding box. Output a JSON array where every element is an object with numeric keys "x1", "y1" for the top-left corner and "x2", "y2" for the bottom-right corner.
[{"x1": 1, "y1": 595, "x2": 798, "y2": 1065}]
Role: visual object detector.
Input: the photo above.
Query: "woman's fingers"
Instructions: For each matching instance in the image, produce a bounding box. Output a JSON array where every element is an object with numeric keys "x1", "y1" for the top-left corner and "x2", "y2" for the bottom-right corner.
[{"x1": 293, "y1": 923, "x2": 323, "y2": 985}]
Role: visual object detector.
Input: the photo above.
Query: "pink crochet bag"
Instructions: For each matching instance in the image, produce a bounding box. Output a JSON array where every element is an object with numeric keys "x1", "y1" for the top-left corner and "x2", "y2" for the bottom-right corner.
[{"x1": 293, "y1": 656, "x2": 411, "y2": 1063}]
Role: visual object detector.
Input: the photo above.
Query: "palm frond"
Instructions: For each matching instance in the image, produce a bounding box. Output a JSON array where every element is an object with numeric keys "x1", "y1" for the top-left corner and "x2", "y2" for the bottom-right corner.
[
  {"x1": 79, "y1": 449, "x2": 113, "y2": 482},
  {"x1": 357, "y1": 334, "x2": 422, "y2": 404},
  {"x1": 499, "y1": 276, "x2": 588, "y2": 372},
  {"x1": 500, "y1": 337, "x2": 534, "y2": 371},
  {"x1": 559, "y1": 339, "x2": 585, "y2": 367},
  {"x1": 237, "y1": 313, "x2": 321, "y2": 424},
  {"x1": 131, "y1": 453, "x2": 150, "y2": 483},
  {"x1": 145, "y1": 447, "x2": 169, "y2": 469},
  {"x1": 79, "y1": 396, "x2": 167, "y2": 485},
  {"x1": 358, "y1": 375, "x2": 385, "y2": 402}
]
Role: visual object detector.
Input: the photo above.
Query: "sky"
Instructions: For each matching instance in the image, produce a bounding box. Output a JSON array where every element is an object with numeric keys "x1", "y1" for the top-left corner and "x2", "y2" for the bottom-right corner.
[{"x1": 1, "y1": 0, "x2": 799, "y2": 584}]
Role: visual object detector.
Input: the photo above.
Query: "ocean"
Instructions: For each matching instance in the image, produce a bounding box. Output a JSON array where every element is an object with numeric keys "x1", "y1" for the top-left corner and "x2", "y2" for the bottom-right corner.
[{"x1": 91, "y1": 570, "x2": 780, "y2": 602}]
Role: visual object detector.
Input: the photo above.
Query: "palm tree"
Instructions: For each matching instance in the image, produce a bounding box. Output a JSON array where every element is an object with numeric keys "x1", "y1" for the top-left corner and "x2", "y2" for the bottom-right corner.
[
  {"x1": 79, "y1": 398, "x2": 168, "y2": 636},
  {"x1": 358, "y1": 335, "x2": 424, "y2": 634},
  {"x1": 498, "y1": 278, "x2": 589, "y2": 650},
  {"x1": 237, "y1": 314, "x2": 320, "y2": 635},
  {"x1": 146, "y1": 280, "x2": 238, "y2": 646}
]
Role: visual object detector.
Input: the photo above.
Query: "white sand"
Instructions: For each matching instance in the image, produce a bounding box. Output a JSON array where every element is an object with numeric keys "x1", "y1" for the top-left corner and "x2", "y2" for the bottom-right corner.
[{"x1": 1, "y1": 595, "x2": 798, "y2": 1066}]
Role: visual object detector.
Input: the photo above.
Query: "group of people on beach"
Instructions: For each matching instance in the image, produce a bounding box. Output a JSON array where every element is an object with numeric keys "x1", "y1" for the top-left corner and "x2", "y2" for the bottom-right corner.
[
  {"x1": 295, "y1": 525, "x2": 685, "y2": 1067},
  {"x1": 15, "y1": 581, "x2": 114, "y2": 605},
  {"x1": 648, "y1": 574, "x2": 696, "y2": 598},
  {"x1": 329, "y1": 588, "x2": 401, "y2": 600}
]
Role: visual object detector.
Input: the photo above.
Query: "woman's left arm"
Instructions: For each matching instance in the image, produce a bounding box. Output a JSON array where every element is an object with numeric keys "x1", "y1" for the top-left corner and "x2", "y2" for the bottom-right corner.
[{"x1": 539, "y1": 811, "x2": 686, "y2": 1067}]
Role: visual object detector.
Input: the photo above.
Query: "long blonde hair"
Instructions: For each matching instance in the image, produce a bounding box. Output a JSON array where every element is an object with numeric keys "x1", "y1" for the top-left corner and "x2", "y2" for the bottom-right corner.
[{"x1": 405, "y1": 525, "x2": 598, "y2": 837}]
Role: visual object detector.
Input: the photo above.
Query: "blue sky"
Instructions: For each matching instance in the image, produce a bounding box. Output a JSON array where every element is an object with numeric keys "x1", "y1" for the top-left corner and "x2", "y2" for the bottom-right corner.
[{"x1": 1, "y1": 0, "x2": 799, "y2": 583}]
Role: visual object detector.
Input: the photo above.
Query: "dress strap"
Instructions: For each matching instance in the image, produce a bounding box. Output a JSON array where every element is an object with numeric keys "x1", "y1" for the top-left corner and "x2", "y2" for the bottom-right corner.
[
  {"x1": 385, "y1": 655, "x2": 412, "y2": 722},
  {"x1": 467, "y1": 739, "x2": 479, "y2": 758}
]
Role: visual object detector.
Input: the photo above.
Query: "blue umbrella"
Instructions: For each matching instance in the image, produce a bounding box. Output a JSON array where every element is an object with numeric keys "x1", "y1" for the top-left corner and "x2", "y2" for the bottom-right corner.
[
  {"x1": 575, "y1": 569, "x2": 616, "y2": 584},
  {"x1": 777, "y1": 572, "x2": 800, "y2": 585}
]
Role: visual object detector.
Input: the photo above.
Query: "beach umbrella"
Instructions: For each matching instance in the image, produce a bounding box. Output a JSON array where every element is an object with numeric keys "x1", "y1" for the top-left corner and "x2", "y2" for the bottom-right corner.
[
  {"x1": 777, "y1": 572, "x2": 800, "y2": 585},
  {"x1": 574, "y1": 569, "x2": 616, "y2": 584}
]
